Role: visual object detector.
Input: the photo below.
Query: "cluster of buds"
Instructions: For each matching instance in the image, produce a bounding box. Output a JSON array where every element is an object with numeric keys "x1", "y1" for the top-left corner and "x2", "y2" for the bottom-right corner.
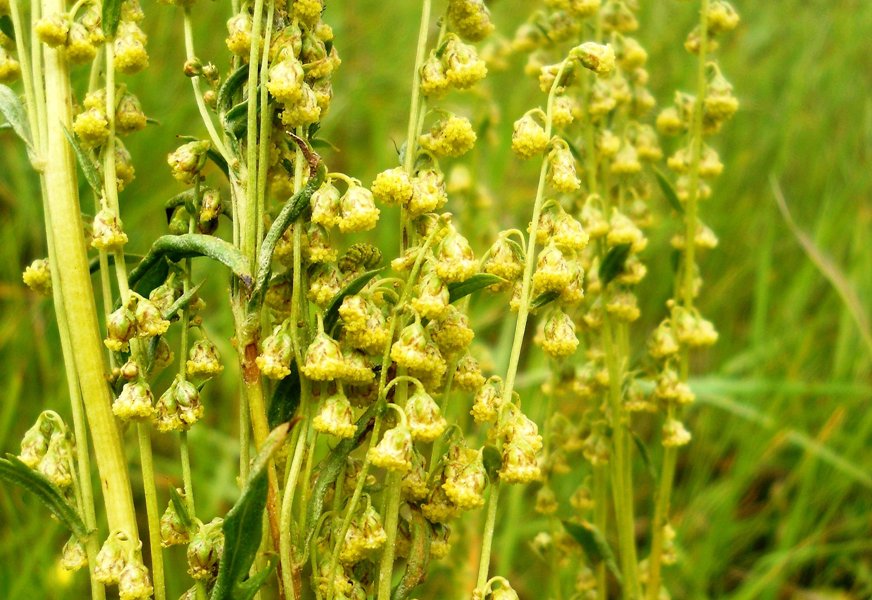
[
  {"x1": 104, "y1": 291, "x2": 170, "y2": 352},
  {"x1": 0, "y1": 32, "x2": 21, "y2": 83},
  {"x1": 21, "y1": 258, "x2": 52, "y2": 296},
  {"x1": 18, "y1": 411, "x2": 75, "y2": 489},
  {"x1": 187, "y1": 518, "x2": 224, "y2": 581},
  {"x1": 94, "y1": 531, "x2": 153, "y2": 600},
  {"x1": 153, "y1": 375, "x2": 204, "y2": 432}
]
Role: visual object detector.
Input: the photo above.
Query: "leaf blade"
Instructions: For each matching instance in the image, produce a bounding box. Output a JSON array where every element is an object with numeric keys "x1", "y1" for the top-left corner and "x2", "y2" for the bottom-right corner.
[
  {"x1": 447, "y1": 273, "x2": 506, "y2": 304},
  {"x1": 62, "y1": 125, "x2": 102, "y2": 195},
  {"x1": 653, "y1": 168, "x2": 684, "y2": 214},
  {"x1": 562, "y1": 520, "x2": 622, "y2": 584},
  {"x1": 324, "y1": 268, "x2": 384, "y2": 334},
  {"x1": 599, "y1": 243, "x2": 632, "y2": 286},
  {"x1": 0, "y1": 83, "x2": 33, "y2": 150}
]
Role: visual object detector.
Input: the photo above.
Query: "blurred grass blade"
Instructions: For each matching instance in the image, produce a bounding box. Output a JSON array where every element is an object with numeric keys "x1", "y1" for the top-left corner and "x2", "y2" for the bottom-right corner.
[
  {"x1": 0, "y1": 16, "x2": 13, "y2": 39},
  {"x1": 653, "y1": 168, "x2": 684, "y2": 214},
  {"x1": 771, "y1": 177, "x2": 872, "y2": 357},
  {"x1": 0, "y1": 455, "x2": 89, "y2": 540},
  {"x1": 599, "y1": 243, "x2": 632, "y2": 285},
  {"x1": 102, "y1": 0, "x2": 122, "y2": 37},
  {"x1": 562, "y1": 520, "x2": 622, "y2": 584}
]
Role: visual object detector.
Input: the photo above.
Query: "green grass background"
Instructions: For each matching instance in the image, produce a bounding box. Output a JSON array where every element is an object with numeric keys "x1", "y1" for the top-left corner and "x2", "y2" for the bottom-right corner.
[{"x1": 1, "y1": 0, "x2": 870, "y2": 598}]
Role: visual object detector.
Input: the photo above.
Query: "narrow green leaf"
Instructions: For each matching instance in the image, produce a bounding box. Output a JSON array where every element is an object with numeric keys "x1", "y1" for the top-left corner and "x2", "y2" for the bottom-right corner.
[
  {"x1": 62, "y1": 125, "x2": 102, "y2": 195},
  {"x1": 391, "y1": 507, "x2": 431, "y2": 600},
  {"x1": 302, "y1": 402, "x2": 379, "y2": 562},
  {"x1": 631, "y1": 432, "x2": 656, "y2": 482},
  {"x1": 599, "y1": 243, "x2": 632, "y2": 286},
  {"x1": 310, "y1": 137, "x2": 340, "y2": 153},
  {"x1": 268, "y1": 362, "x2": 301, "y2": 430},
  {"x1": 102, "y1": 0, "x2": 122, "y2": 38},
  {"x1": 129, "y1": 234, "x2": 252, "y2": 293},
  {"x1": 562, "y1": 520, "x2": 622, "y2": 583},
  {"x1": 161, "y1": 281, "x2": 204, "y2": 321},
  {"x1": 653, "y1": 168, "x2": 684, "y2": 214},
  {"x1": 249, "y1": 166, "x2": 326, "y2": 309},
  {"x1": 447, "y1": 273, "x2": 506, "y2": 304},
  {"x1": 0, "y1": 15, "x2": 14, "y2": 39},
  {"x1": 168, "y1": 487, "x2": 193, "y2": 530},
  {"x1": 217, "y1": 65, "x2": 248, "y2": 115},
  {"x1": 211, "y1": 424, "x2": 295, "y2": 600},
  {"x1": 531, "y1": 290, "x2": 560, "y2": 310},
  {"x1": 0, "y1": 455, "x2": 88, "y2": 540},
  {"x1": 324, "y1": 268, "x2": 384, "y2": 334},
  {"x1": 0, "y1": 84, "x2": 33, "y2": 149},
  {"x1": 481, "y1": 445, "x2": 502, "y2": 482}
]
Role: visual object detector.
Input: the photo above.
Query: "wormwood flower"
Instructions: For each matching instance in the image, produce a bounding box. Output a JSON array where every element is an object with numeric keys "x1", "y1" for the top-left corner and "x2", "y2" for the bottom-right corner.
[
  {"x1": 408, "y1": 168, "x2": 447, "y2": 215},
  {"x1": 116, "y1": 92, "x2": 147, "y2": 135},
  {"x1": 420, "y1": 53, "x2": 450, "y2": 97},
  {"x1": 541, "y1": 309, "x2": 579, "y2": 358},
  {"x1": 0, "y1": 48, "x2": 21, "y2": 83},
  {"x1": 168, "y1": 140, "x2": 210, "y2": 183},
  {"x1": 105, "y1": 305, "x2": 136, "y2": 351},
  {"x1": 454, "y1": 352, "x2": 486, "y2": 391},
  {"x1": 410, "y1": 267, "x2": 450, "y2": 319},
  {"x1": 448, "y1": 0, "x2": 494, "y2": 42},
  {"x1": 187, "y1": 518, "x2": 224, "y2": 581},
  {"x1": 113, "y1": 380, "x2": 154, "y2": 422},
  {"x1": 706, "y1": 0, "x2": 740, "y2": 34},
  {"x1": 268, "y1": 57, "x2": 305, "y2": 103},
  {"x1": 368, "y1": 425, "x2": 413, "y2": 472},
  {"x1": 340, "y1": 504, "x2": 387, "y2": 564},
  {"x1": 419, "y1": 115, "x2": 477, "y2": 157},
  {"x1": 484, "y1": 236, "x2": 524, "y2": 283},
  {"x1": 91, "y1": 207, "x2": 128, "y2": 251},
  {"x1": 154, "y1": 376, "x2": 203, "y2": 432},
  {"x1": 371, "y1": 167, "x2": 413, "y2": 206},
  {"x1": 422, "y1": 484, "x2": 461, "y2": 524},
  {"x1": 313, "y1": 390, "x2": 357, "y2": 439},
  {"x1": 471, "y1": 376, "x2": 503, "y2": 424},
  {"x1": 118, "y1": 559, "x2": 153, "y2": 600},
  {"x1": 511, "y1": 113, "x2": 549, "y2": 159},
  {"x1": 18, "y1": 417, "x2": 51, "y2": 468},
  {"x1": 256, "y1": 326, "x2": 293, "y2": 380},
  {"x1": 405, "y1": 389, "x2": 447, "y2": 442},
  {"x1": 533, "y1": 243, "x2": 573, "y2": 294},
  {"x1": 607, "y1": 209, "x2": 646, "y2": 252},
  {"x1": 292, "y1": 0, "x2": 323, "y2": 26},
  {"x1": 38, "y1": 432, "x2": 73, "y2": 488},
  {"x1": 339, "y1": 184, "x2": 380, "y2": 232},
  {"x1": 571, "y1": 41, "x2": 615, "y2": 75},
  {"x1": 22, "y1": 258, "x2": 51, "y2": 296},
  {"x1": 187, "y1": 338, "x2": 223, "y2": 378},
  {"x1": 442, "y1": 446, "x2": 486, "y2": 509},
  {"x1": 133, "y1": 293, "x2": 170, "y2": 338},
  {"x1": 66, "y1": 23, "x2": 97, "y2": 64},
  {"x1": 443, "y1": 35, "x2": 487, "y2": 89},
  {"x1": 547, "y1": 143, "x2": 581, "y2": 192},
  {"x1": 662, "y1": 418, "x2": 691, "y2": 448},
  {"x1": 500, "y1": 437, "x2": 541, "y2": 484},
  {"x1": 61, "y1": 536, "x2": 88, "y2": 571},
  {"x1": 390, "y1": 321, "x2": 430, "y2": 372},
  {"x1": 648, "y1": 319, "x2": 680, "y2": 359},
  {"x1": 307, "y1": 263, "x2": 342, "y2": 306},
  {"x1": 73, "y1": 107, "x2": 110, "y2": 148},
  {"x1": 94, "y1": 534, "x2": 126, "y2": 584},
  {"x1": 310, "y1": 180, "x2": 342, "y2": 227},
  {"x1": 114, "y1": 22, "x2": 149, "y2": 75},
  {"x1": 672, "y1": 307, "x2": 718, "y2": 347},
  {"x1": 280, "y1": 84, "x2": 321, "y2": 128},
  {"x1": 428, "y1": 305, "x2": 474, "y2": 355},
  {"x1": 611, "y1": 142, "x2": 642, "y2": 175},
  {"x1": 435, "y1": 226, "x2": 477, "y2": 283},
  {"x1": 302, "y1": 331, "x2": 346, "y2": 381},
  {"x1": 34, "y1": 13, "x2": 68, "y2": 47},
  {"x1": 160, "y1": 493, "x2": 190, "y2": 546}
]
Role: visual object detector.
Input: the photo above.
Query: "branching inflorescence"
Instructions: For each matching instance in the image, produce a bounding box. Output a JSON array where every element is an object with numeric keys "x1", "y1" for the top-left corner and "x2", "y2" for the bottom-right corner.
[{"x1": 2, "y1": 0, "x2": 739, "y2": 598}]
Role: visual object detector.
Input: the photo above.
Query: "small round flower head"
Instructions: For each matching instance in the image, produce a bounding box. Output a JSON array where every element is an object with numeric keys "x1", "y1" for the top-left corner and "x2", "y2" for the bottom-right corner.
[
  {"x1": 226, "y1": 12, "x2": 253, "y2": 56},
  {"x1": 340, "y1": 503, "x2": 388, "y2": 563},
  {"x1": 105, "y1": 305, "x2": 137, "y2": 351},
  {"x1": 160, "y1": 493, "x2": 190, "y2": 547},
  {"x1": 483, "y1": 236, "x2": 524, "y2": 283},
  {"x1": 367, "y1": 424, "x2": 413, "y2": 472},
  {"x1": 442, "y1": 445, "x2": 486, "y2": 509},
  {"x1": 343, "y1": 303, "x2": 391, "y2": 355},
  {"x1": 410, "y1": 267, "x2": 450, "y2": 320},
  {"x1": 154, "y1": 376, "x2": 203, "y2": 432},
  {"x1": 338, "y1": 184, "x2": 380, "y2": 233},
  {"x1": 22, "y1": 258, "x2": 52, "y2": 296},
  {"x1": 113, "y1": 380, "x2": 154, "y2": 422},
  {"x1": 419, "y1": 115, "x2": 477, "y2": 157},
  {"x1": 654, "y1": 367, "x2": 695, "y2": 406},
  {"x1": 435, "y1": 226, "x2": 477, "y2": 283},
  {"x1": 535, "y1": 485, "x2": 559, "y2": 515},
  {"x1": 405, "y1": 388, "x2": 446, "y2": 442},
  {"x1": 390, "y1": 321, "x2": 430, "y2": 372},
  {"x1": 66, "y1": 22, "x2": 97, "y2": 64},
  {"x1": 72, "y1": 107, "x2": 110, "y2": 148},
  {"x1": 302, "y1": 331, "x2": 347, "y2": 381},
  {"x1": 187, "y1": 518, "x2": 224, "y2": 581},
  {"x1": 553, "y1": 212, "x2": 589, "y2": 251},
  {"x1": 35, "y1": 13, "x2": 69, "y2": 47},
  {"x1": 292, "y1": 0, "x2": 322, "y2": 25},
  {"x1": 471, "y1": 376, "x2": 504, "y2": 424},
  {"x1": 115, "y1": 141, "x2": 136, "y2": 190},
  {"x1": 605, "y1": 290, "x2": 640, "y2": 322},
  {"x1": 186, "y1": 338, "x2": 223, "y2": 378},
  {"x1": 62, "y1": 536, "x2": 88, "y2": 571},
  {"x1": 541, "y1": 309, "x2": 578, "y2": 358},
  {"x1": 313, "y1": 390, "x2": 357, "y2": 439},
  {"x1": 580, "y1": 201, "x2": 609, "y2": 241},
  {"x1": 648, "y1": 319, "x2": 680, "y2": 359},
  {"x1": 115, "y1": 92, "x2": 147, "y2": 135},
  {"x1": 673, "y1": 307, "x2": 718, "y2": 347},
  {"x1": 428, "y1": 304, "x2": 475, "y2": 356},
  {"x1": 533, "y1": 243, "x2": 573, "y2": 295},
  {"x1": 454, "y1": 352, "x2": 486, "y2": 392},
  {"x1": 118, "y1": 559, "x2": 153, "y2": 600},
  {"x1": 706, "y1": 0, "x2": 740, "y2": 34},
  {"x1": 114, "y1": 23, "x2": 149, "y2": 75},
  {"x1": 0, "y1": 48, "x2": 21, "y2": 83},
  {"x1": 547, "y1": 143, "x2": 581, "y2": 192},
  {"x1": 422, "y1": 483, "x2": 461, "y2": 524},
  {"x1": 657, "y1": 105, "x2": 685, "y2": 136},
  {"x1": 168, "y1": 140, "x2": 210, "y2": 183},
  {"x1": 91, "y1": 207, "x2": 128, "y2": 251},
  {"x1": 18, "y1": 416, "x2": 52, "y2": 468},
  {"x1": 94, "y1": 533, "x2": 127, "y2": 584},
  {"x1": 500, "y1": 437, "x2": 542, "y2": 484},
  {"x1": 408, "y1": 168, "x2": 447, "y2": 216},
  {"x1": 36, "y1": 431, "x2": 73, "y2": 488},
  {"x1": 607, "y1": 209, "x2": 646, "y2": 252},
  {"x1": 443, "y1": 35, "x2": 487, "y2": 89},
  {"x1": 268, "y1": 57, "x2": 305, "y2": 104},
  {"x1": 310, "y1": 180, "x2": 342, "y2": 227},
  {"x1": 279, "y1": 83, "x2": 321, "y2": 128},
  {"x1": 420, "y1": 52, "x2": 450, "y2": 97},
  {"x1": 448, "y1": 0, "x2": 494, "y2": 41},
  {"x1": 371, "y1": 167, "x2": 413, "y2": 206},
  {"x1": 662, "y1": 418, "x2": 691, "y2": 448},
  {"x1": 256, "y1": 326, "x2": 294, "y2": 380},
  {"x1": 132, "y1": 293, "x2": 170, "y2": 338},
  {"x1": 511, "y1": 113, "x2": 549, "y2": 159},
  {"x1": 570, "y1": 42, "x2": 615, "y2": 75},
  {"x1": 611, "y1": 142, "x2": 642, "y2": 176},
  {"x1": 307, "y1": 263, "x2": 342, "y2": 306}
]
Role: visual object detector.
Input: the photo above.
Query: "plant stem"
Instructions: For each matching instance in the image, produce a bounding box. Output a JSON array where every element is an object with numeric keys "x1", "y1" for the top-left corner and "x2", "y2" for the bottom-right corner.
[
  {"x1": 136, "y1": 423, "x2": 165, "y2": 600},
  {"x1": 647, "y1": 2, "x2": 710, "y2": 598},
  {"x1": 40, "y1": 0, "x2": 138, "y2": 539},
  {"x1": 475, "y1": 480, "x2": 501, "y2": 591},
  {"x1": 593, "y1": 465, "x2": 608, "y2": 600},
  {"x1": 376, "y1": 470, "x2": 404, "y2": 600}
]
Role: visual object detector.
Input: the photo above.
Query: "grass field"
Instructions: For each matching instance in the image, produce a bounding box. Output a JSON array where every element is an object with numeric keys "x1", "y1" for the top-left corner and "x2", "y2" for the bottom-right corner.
[{"x1": 0, "y1": 1, "x2": 870, "y2": 598}]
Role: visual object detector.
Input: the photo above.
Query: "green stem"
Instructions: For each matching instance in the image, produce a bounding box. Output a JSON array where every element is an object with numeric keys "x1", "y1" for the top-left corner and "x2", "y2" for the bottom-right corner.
[
  {"x1": 376, "y1": 470, "x2": 404, "y2": 600},
  {"x1": 593, "y1": 465, "x2": 608, "y2": 600},
  {"x1": 647, "y1": 2, "x2": 710, "y2": 599},
  {"x1": 137, "y1": 423, "x2": 165, "y2": 600},
  {"x1": 475, "y1": 480, "x2": 502, "y2": 591},
  {"x1": 242, "y1": 0, "x2": 267, "y2": 264}
]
